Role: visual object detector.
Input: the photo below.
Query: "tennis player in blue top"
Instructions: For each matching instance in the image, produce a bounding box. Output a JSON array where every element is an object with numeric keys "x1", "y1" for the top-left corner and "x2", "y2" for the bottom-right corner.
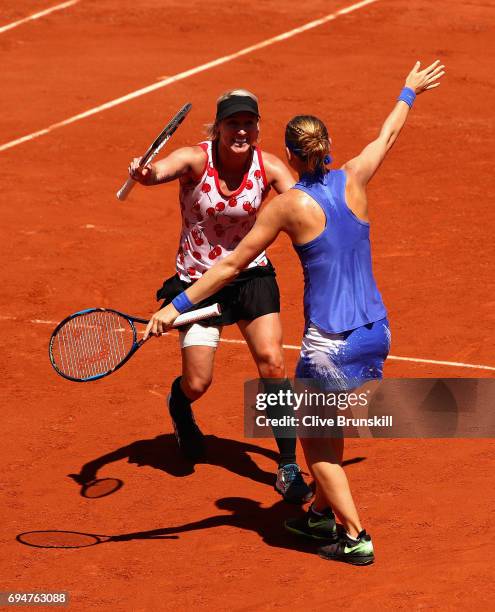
[{"x1": 144, "y1": 59, "x2": 445, "y2": 564}]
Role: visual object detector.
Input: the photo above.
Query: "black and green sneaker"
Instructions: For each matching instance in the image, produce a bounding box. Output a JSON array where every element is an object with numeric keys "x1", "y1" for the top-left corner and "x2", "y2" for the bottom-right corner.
[
  {"x1": 284, "y1": 506, "x2": 338, "y2": 542},
  {"x1": 318, "y1": 530, "x2": 374, "y2": 565}
]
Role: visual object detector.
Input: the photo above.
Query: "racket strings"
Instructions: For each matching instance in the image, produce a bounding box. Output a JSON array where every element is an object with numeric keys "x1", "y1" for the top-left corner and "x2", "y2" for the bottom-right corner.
[{"x1": 52, "y1": 312, "x2": 134, "y2": 379}]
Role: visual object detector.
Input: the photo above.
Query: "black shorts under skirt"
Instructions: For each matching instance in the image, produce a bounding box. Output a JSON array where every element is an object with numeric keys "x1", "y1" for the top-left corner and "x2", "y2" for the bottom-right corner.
[{"x1": 156, "y1": 261, "x2": 280, "y2": 327}]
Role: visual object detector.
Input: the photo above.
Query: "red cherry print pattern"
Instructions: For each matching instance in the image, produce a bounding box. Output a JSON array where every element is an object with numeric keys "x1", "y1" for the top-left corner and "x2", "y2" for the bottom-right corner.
[
  {"x1": 207, "y1": 245, "x2": 223, "y2": 260},
  {"x1": 192, "y1": 229, "x2": 204, "y2": 246},
  {"x1": 180, "y1": 154, "x2": 266, "y2": 273},
  {"x1": 201, "y1": 182, "x2": 212, "y2": 202}
]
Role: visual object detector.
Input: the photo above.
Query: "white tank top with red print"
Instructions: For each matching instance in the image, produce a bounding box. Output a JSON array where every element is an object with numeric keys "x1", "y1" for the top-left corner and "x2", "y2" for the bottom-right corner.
[{"x1": 176, "y1": 140, "x2": 270, "y2": 281}]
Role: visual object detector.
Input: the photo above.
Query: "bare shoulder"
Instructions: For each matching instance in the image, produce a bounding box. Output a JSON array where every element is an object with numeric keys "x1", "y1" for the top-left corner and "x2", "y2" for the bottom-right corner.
[
  {"x1": 260, "y1": 151, "x2": 291, "y2": 178},
  {"x1": 261, "y1": 150, "x2": 284, "y2": 167},
  {"x1": 188, "y1": 144, "x2": 208, "y2": 175},
  {"x1": 260, "y1": 150, "x2": 295, "y2": 192},
  {"x1": 266, "y1": 188, "x2": 325, "y2": 243},
  {"x1": 263, "y1": 188, "x2": 312, "y2": 219},
  {"x1": 155, "y1": 145, "x2": 205, "y2": 166},
  {"x1": 285, "y1": 187, "x2": 319, "y2": 213},
  {"x1": 181, "y1": 144, "x2": 207, "y2": 165},
  {"x1": 168, "y1": 145, "x2": 207, "y2": 179}
]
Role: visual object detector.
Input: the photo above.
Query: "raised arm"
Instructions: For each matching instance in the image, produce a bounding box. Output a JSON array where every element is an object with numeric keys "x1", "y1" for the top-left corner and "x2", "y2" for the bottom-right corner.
[
  {"x1": 128, "y1": 145, "x2": 207, "y2": 186},
  {"x1": 343, "y1": 60, "x2": 445, "y2": 186},
  {"x1": 143, "y1": 194, "x2": 290, "y2": 337}
]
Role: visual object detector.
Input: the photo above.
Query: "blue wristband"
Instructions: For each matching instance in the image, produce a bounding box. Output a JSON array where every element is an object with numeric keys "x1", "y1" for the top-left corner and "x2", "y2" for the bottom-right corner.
[
  {"x1": 172, "y1": 291, "x2": 193, "y2": 314},
  {"x1": 397, "y1": 87, "x2": 416, "y2": 108}
]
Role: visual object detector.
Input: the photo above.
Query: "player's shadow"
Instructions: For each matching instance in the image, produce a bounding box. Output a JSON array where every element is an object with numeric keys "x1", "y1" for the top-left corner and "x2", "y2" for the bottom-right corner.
[
  {"x1": 69, "y1": 434, "x2": 366, "y2": 493},
  {"x1": 96, "y1": 497, "x2": 323, "y2": 554}
]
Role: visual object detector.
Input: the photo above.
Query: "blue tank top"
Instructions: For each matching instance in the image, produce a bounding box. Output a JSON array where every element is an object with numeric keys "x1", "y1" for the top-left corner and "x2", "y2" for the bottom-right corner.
[{"x1": 292, "y1": 169, "x2": 386, "y2": 334}]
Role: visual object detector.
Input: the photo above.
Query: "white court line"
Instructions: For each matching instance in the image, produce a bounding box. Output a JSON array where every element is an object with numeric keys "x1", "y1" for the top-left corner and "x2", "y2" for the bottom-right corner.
[
  {"x1": 1, "y1": 314, "x2": 494, "y2": 372},
  {"x1": 0, "y1": 0, "x2": 79, "y2": 34},
  {"x1": 217, "y1": 338, "x2": 495, "y2": 372},
  {"x1": 0, "y1": 0, "x2": 380, "y2": 152}
]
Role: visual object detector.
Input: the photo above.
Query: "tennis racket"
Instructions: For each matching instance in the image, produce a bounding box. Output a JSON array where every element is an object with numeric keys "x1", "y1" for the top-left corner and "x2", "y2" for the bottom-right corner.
[
  {"x1": 49, "y1": 303, "x2": 220, "y2": 382},
  {"x1": 116, "y1": 102, "x2": 192, "y2": 201}
]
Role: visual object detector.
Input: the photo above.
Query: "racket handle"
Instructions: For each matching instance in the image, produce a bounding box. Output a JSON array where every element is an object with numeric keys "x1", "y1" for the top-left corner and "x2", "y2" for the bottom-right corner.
[
  {"x1": 173, "y1": 303, "x2": 221, "y2": 327},
  {"x1": 116, "y1": 177, "x2": 136, "y2": 201}
]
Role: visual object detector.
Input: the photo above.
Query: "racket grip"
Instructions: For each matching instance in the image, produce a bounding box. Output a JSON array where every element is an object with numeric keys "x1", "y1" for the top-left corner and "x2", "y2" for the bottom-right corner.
[
  {"x1": 173, "y1": 303, "x2": 221, "y2": 327},
  {"x1": 116, "y1": 177, "x2": 136, "y2": 201}
]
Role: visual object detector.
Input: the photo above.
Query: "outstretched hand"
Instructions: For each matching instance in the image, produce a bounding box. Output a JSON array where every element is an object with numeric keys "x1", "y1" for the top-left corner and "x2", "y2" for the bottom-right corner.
[
  {"x1": 405, "y1": 60, "x2": 446, "y2": 94},
  {"x1": 143, "y1": 303, "x2": 180, "y2": 341}
]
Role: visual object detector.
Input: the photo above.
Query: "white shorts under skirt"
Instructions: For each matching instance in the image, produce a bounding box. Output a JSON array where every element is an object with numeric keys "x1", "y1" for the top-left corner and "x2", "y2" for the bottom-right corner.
[{"x1": 178, "y1": 323, "x2": 223, "y2": 349}]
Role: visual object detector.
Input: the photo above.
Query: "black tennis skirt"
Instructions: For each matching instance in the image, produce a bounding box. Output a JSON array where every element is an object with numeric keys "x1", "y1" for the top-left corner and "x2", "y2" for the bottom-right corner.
[{"x1": 156, "y1": 261, "x2": 280, "y2": 326}]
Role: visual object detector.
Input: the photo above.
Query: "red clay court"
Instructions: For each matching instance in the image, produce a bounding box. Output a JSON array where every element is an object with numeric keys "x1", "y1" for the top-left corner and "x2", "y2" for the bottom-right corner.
[{"x1": 1, "y1": 0, "x2": 494, "y2": 609}]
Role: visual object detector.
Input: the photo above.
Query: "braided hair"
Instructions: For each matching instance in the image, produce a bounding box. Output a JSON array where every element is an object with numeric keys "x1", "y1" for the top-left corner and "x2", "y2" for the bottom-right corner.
[{"x1": 285, "y1": 115, "x2": 331, "y2": 174}]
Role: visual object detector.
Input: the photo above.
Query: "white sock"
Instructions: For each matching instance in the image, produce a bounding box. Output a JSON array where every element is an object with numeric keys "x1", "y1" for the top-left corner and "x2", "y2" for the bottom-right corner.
[{"x1": 346, "y1": 532, "x2": 360, "y2": 542}]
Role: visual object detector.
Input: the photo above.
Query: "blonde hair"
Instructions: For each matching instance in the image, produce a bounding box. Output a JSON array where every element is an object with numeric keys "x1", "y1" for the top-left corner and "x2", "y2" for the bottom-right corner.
[
  {"x1": 285, "y1": 115, "x2": 331, "y2": 174},
  {"x1": 206, "y1": 89, "x2": 259, "y2": 140}
]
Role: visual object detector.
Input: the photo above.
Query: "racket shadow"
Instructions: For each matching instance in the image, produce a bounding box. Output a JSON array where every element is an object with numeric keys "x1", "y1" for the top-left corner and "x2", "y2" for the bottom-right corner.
[
  {"x1": 70, "y1": 434, "x2": 281, "y2": 491},
  {"x1": 67, "y1": 476, "x2": 124, "y2": 499},
  {"x1": 16, "y1": 529, "x2": 178, "y2": 550},
  {"x1": 16, "y1": 499, "x2": 317, "y2": 554}
]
